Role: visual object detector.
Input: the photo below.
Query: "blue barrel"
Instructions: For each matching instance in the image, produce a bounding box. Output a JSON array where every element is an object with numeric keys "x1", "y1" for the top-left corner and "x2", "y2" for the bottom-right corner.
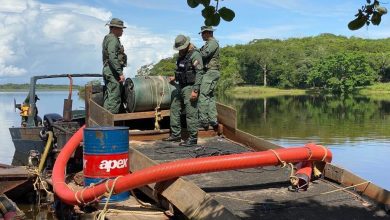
[
  {"x1": 83, "y1": 126, "x2": 130, "y2": 203},
  {"x1": 84, "y1": 178, "x2": 130, "y2": 203}
]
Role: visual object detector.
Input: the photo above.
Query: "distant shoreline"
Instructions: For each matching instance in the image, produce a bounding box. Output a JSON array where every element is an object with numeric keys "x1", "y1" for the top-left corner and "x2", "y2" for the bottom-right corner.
[
  {"x1": 0, "y1": 84, "x2": 82, "y2": 92},
  {"x1": 0, "y1": 88, "x2": 72, "y2": 92}
]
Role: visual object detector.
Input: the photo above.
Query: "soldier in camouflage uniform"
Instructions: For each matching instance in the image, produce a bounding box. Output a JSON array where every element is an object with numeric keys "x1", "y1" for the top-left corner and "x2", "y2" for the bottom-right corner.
[
  {"x1": 102, "y1": 18, "x2": 127, "y2": 114},
  {"x1": 198, "y1": 26, "x2": 220, "y2": 131},
  {"x1": 163, "y1": 35, "x2": 204, "y2": 147}
]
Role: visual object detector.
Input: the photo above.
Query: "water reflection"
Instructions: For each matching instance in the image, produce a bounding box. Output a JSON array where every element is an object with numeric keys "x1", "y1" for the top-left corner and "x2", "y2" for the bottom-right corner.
[{"x1": 219, "y1": 94, "x2": 390, "y2": 190}]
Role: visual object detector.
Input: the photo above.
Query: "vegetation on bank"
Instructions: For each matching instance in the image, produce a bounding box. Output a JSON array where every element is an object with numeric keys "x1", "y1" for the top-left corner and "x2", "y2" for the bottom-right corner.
[
  {"x1": 356, "y1": 82, "x2": 390, "y2": 100},
  {"x1": 225, "y1": 86, "x2": 306, "y2": 99},
  {"x1": 225, "y1": 82, "x2": 390, "y2": 99},
  {"x1": 358, "y1": 82, "x2": 390, "y2": 94},
  {"x1": 143, "y1": 34, "x2": 390, "y2": 95},
  {"x1": 77, "y1": 80, "x2": 102, "y2": 99},
  {"x1": 0, "y1": 83, "x2": 81, "y2": 91}
]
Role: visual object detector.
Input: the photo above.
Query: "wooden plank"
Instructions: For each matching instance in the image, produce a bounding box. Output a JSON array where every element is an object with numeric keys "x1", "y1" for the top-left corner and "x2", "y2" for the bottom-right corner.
[
  {"x1": 324, "y1": 163, "x2": 390, "y2": 206},
  {"x1": 222, "y1": 125, "x2": 281, "y2": 151},
  {"x1": 88, "y1": 118, "x2": 99, "y2": 127},
  {"x1": 0, "y1": 167, "x2": 29, "y2": 178},
  {"x1": 217, "y1": 103, "x2": 237, "y2": 131},
  {"x1": 129, "y1": 127, "x2": 217, "y2": 142},
  {"x1": 89, "y1": 99, "x2": 114, "y2": 126},
  {"x1": 114, "y1": 110, "x2": 170, "y2": 121},
  {"x1": 84, "y1": 85, "x2": 92, "y2": 127},
  {"x1": 0, "y1": 167, "x2": 30, "y2": 194},
  {"x1": 129, "y1": 149, "x2": 238, "y2": 220},
  {"x1": 0, "y1": 180, "x2": 29, "y2": 194},
  {"x1": 82, "y1": 196, "x2": 169, "y2": 220},
  {"x1": 235, "y1": 129, "x2": 281, "y2": 150}
]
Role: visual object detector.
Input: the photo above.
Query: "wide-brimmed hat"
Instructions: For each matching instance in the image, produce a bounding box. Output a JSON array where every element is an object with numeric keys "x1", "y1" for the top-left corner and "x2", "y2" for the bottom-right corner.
[
  {"x1": 199, "y1": 26, "x2": 215, "y2": 34},
  {"x1": 107, "y1": 18, "x2": 126, "y2": 29},
  {"x1": 173, "y1": 35, "x2": 190, "y2": 50}
]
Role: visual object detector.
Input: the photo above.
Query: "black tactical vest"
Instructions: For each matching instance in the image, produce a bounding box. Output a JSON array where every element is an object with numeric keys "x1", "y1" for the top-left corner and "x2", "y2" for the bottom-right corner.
[{"x1": 175, "y1": 50, "x2": 196, "y2": 86}]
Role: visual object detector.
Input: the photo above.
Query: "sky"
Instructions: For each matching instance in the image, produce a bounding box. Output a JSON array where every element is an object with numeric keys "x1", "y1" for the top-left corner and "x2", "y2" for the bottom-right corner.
[{"x1": 1, "y1": 0, "x2": 390, "y2": 84}]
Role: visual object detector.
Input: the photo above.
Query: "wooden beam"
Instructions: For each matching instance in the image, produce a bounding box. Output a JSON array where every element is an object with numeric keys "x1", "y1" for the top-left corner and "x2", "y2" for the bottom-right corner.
[
  {"x1": 324, "y1": 163, "x2": 390, "y2": 206},
  {"x1": 89, "y1": 99, "x2": 114, "y2": 126},
  {"x1": 84, "y1": 85, "x2": 92, "y2": 127},
  {"x1": 217, "y1": 103, "x2": 237, "y2": 131},
  {"x1": 114, "y1": 110, "x2": 170, "y2": 121}
]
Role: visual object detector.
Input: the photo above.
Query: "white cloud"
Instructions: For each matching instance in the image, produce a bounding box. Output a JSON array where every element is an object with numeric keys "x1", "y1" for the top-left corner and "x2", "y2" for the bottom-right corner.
[
  {"x1": 0, "y1": 64, "x2": 26, "y2": 76},
  {"x1": 0, "y1": 0, "x2": 175, "y2": 82},
  {"x1": 224, "y1": 25, "x2": 304, "y2": 43}
]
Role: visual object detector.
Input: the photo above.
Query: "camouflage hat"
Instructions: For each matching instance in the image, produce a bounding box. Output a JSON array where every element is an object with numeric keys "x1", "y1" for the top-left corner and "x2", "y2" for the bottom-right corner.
[
  {"x1": 107, "y1": 18, "x2": 126, "y2": 29},
  {"x1": 173, "y1": 35, "x2": 190, "y2": 50},
  {"x1": 199, "y1": 26, "x2": 215, "y2": 34}
]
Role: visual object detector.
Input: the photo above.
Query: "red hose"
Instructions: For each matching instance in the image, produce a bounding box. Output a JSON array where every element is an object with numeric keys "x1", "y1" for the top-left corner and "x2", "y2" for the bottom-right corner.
[
  {"x1": 292, "y1": 161, "x2": 313, "y2": 190},
  {"x1": 52, "y1": 126, "x2": 332, "y2": 205}
]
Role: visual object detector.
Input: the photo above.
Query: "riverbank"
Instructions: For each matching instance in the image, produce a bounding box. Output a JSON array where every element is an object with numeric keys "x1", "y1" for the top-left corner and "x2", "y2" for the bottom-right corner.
[
  {"x1": 224, "y1": 86, "x2": 306, "y2": 99},
  {"x1": 357, "y1": 83, "x2": 390, "y2": 100},
  {"x1": 225, "y1": 83, "x2": 390, "y2": 99},
  {"x1": 0, "y1": 84, "x2": 81, "y2": 92}
]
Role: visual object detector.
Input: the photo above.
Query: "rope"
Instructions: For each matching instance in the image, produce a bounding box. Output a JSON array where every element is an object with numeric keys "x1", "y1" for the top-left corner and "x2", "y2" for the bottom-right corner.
[
  {"x1": 287, "y1": 163, "x2": 300, "y2": 186},
  {"x1": 93, "y1": 209, "x2": 164, "y2": 219},
  {"x1": 96, "y1": 176, "x2": 122, "y2": 220},
  {"x1": 318, "y1": 145, "x2": 328, "y2": 161},
  {"x1": 269, "y1": 149, "x2": 287, "y2": 168},
  {"x1": 306, "y1": 146, "x2": 313, "y2": 160},
  {"x1": 153, "y1": 76, "x2": 166, "y2": 131},
  {"x1": 94, "y1": 177, "x2": 167, "y2": 219},
  {"x1": 213, "y1": 181, "x2": 372, "y2": 205},
  {"x1": 318, "y1": 181, "x2": 371, "y2": 196},
  {"x1": 130, "y1": 190, "x2": 153, "y2": 209}
]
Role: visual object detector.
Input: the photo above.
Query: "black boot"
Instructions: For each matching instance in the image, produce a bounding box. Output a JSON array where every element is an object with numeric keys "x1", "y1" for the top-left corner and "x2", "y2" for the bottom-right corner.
[
  {"x1": 163, "y1": 135, "x2": 181, "y2": 142},
  {"x1": 200, "y1": 122, "x2": 209, "y2": 131},
  {"x1": 179, "y1": 138, "x2": 197, "y2": 147},
  {"x1": 210, "y1": 121, "x2": 219, "y2": 132}
]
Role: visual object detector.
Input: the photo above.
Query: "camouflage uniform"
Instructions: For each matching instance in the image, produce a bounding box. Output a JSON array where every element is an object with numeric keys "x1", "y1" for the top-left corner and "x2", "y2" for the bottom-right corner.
[
  {"x1": 198, "y1": 26, "x2": 220, "y2": 129},
  {"x1": 102, "y1": 18, "x2": 127, "y2": 114},
  {"x1": 164, "y1": 35, "x2": 204, "y2": 146}
]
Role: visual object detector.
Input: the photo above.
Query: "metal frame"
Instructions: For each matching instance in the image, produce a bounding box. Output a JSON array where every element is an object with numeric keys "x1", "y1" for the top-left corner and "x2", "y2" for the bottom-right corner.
[{"x1": 26, "y1": 73, "x2": 101, "y2": 127}]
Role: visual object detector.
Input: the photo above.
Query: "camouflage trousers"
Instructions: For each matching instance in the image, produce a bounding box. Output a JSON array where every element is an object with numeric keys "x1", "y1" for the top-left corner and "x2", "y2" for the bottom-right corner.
[
  {"x1": 170, "y1": 85, "x2": 199, "y2": 140},
  {"x1": 103, "y1": 66, "x2": 122, "y2": 114},
  {"x1": 198, "y1": 70, "x2": 220, "y2": 126}
]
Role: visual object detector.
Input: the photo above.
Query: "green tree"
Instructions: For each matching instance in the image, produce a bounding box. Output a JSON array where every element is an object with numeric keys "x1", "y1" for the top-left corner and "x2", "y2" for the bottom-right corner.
[
  {"x1": 149, "y1": 57, "x2": 177, "y2": 76},
  {"x1": 308, "y1": 53, "x2": 377, "y2": 94}
]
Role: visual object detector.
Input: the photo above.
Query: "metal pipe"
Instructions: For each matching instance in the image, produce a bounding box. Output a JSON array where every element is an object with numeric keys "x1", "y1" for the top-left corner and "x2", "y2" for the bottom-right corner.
[{"x1": 38, "y1": 131, "x2": 53, "y2": 173}]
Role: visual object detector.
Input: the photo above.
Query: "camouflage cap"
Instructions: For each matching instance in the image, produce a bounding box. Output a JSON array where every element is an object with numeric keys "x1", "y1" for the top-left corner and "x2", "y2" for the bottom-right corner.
[
  {"x1": 107, "y1": 18, "x2": 126, "y2": 29},
  {"x1": 199, "y1": 26, "x2": 215, "y2": 34},
  {"x1": 173, "y1": 35, "x2": 190, "y2": 51}
]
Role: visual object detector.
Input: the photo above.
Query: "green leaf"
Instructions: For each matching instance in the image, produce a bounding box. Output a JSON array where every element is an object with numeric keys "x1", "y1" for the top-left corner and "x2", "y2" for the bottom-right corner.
[
  {"x1": 205, "y1": 13, "x2": 220, "y2": 26},
  {"x1": 205, "y1": 18, "x2": 213, "y2": 26},
  {"x1": 187, "y1": 0, "x2": 199, "y2": 8},
  {"x1": 348, "y1": 16, "x2": 367, "y2": 30},
  {"x1": 376, "y1": 6, "x2": 387, "y2": 15},
  {"x1": 218, "y1": 7, "x2": 235, "y2": 22},
  {"x1": 202, "y1": 6, "x2": 215, "y2": 19},
  {"x1": 195, "y1": 0, "x2": 210, "y2": 6},
  {"x1": 371, "y1": 12, "x2": 382, "y2": 25}
]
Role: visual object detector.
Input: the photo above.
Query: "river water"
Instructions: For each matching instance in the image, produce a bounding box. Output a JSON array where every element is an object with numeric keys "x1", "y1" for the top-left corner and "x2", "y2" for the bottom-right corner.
[
  {"x1": 219, "y1": 94, "x2": 390, "y2": 191},
  {"x1": 0, "y1": 92, "x2": 389, "y2": 193}
]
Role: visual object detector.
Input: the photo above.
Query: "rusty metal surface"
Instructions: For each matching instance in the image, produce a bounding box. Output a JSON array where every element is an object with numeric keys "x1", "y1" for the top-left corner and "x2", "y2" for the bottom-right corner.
[{"x1": 0, "y1": 166, "x2": 30, "y2": 194}]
